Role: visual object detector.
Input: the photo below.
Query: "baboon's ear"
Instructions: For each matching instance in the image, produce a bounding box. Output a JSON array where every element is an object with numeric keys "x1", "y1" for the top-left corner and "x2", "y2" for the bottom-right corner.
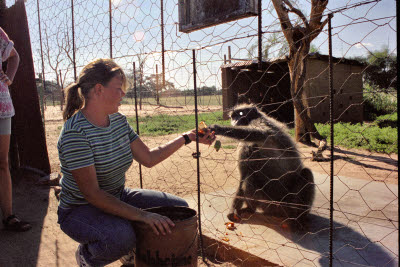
[
  {"x1": 237, "y1": 94, "x2": 247, "y2": 105},
  {"x1": 249, "y1": 106, "x2": 259, "y2": 117}
]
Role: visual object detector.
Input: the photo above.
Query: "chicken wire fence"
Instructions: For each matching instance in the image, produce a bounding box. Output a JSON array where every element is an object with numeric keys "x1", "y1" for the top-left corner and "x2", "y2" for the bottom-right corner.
[{"x1": 22, "y1": 0, "x2": 397, "y2": 265}]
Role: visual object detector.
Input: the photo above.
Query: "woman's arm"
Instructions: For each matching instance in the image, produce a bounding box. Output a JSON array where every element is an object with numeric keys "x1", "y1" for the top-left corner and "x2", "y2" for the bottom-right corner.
[
  {"x1": 130, "y1": 129, "x2": 215, "y2": 168},
  {"x1": 72, "y1": 165, "x2": 175, "y2": 235},
  {"x1": 4, "y1": 47, "x2": 19, "y2": 85}
]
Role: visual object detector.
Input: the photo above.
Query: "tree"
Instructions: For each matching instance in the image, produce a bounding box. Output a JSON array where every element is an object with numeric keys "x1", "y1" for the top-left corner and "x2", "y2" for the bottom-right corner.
[
  {"x1": 143, "y1": 73, "x2": 176, "y2": 99},
  {"x1": 271, "y1": 0, "x2": 328, "y2": 149},
  {"x1": 248, "y1": 32, "x2": 289, "y2": 59},
  {"x1": 364, "y1": 47, "x2": 397, "y2": 91},
  {"x1": 349, "y1": 46, "x2": 397, "y2": 91},
  {"x1": 43, "y1": 21, "x2": 74, "y2": 110},
  {"x1": 198, "y1": 85, "x2": 219, "y2": 96},
  {"x1": 248, "y1": 1, "x2": 322, "y2": 61},
  {"x1": 135, "y1": 50, "x2": 150, "y2": 109}
]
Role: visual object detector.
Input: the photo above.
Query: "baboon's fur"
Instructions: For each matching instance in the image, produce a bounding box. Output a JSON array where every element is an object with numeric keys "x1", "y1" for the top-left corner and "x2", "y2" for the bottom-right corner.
[{"x1": 210, "y1": 104, "x2": 315, "y2": 227}]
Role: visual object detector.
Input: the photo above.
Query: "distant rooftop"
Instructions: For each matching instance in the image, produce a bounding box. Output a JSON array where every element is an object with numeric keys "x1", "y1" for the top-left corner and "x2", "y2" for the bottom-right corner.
[{"x1": 221, "y1": 53, "x2": 365, "y2": 69}]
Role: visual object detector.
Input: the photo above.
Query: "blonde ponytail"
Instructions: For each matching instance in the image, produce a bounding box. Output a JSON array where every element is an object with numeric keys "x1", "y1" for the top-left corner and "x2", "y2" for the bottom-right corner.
[{"x1": 63, "y1": 83, "x2": 83, "y2": 120}]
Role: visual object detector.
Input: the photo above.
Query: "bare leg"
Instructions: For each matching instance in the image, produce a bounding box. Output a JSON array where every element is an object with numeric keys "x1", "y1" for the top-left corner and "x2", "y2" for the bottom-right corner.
[
  {"x1": 0, "y1": 134, "x2": 31, "y2": 231},
  {"x1": 0, "y1": 134, "x2": 12, "y2": 219}
]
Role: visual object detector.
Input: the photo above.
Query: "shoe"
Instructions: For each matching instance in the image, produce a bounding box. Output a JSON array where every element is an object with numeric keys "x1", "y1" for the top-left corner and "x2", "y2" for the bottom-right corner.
[
  {"x1": 2, "y1": 214, "x2": 31, "y2": 232},
  {"x1": 119, "y1": 249, "x2": 135, "y2": 266},
  {"x1": 75, "y1": 244, "x2": 92, "y2": 267}
]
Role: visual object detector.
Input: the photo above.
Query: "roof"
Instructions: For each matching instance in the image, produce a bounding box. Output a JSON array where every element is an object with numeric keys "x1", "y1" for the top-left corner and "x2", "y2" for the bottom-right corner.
[
  {"x1": 308, "y1": 53, "x2": 365, "y2": 66},
  {"x1": 221, "y1": 53, "x2": 365, "y2": 69}
]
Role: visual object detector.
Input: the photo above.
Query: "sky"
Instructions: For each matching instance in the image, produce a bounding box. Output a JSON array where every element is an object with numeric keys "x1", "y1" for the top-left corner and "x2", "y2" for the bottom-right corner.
[{"x1": 18, "y1": 0, "x2": 397, "y2": 89}]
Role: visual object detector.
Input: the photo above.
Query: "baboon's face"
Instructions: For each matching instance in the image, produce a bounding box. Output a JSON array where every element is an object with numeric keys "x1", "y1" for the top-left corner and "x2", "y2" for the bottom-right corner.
[{"x1": 230, "y1": 107, "x2": 260, "y2": 126}]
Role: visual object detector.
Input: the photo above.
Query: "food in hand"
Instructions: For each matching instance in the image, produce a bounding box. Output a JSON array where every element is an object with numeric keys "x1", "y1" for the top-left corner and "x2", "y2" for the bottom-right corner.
[{"x1": 198, "y1": 121, "x2": 207, "y2": 137}]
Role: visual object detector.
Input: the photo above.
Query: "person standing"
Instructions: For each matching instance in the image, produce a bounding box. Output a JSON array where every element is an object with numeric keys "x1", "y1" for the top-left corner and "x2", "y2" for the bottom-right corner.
[{"x1": 0, "y1": 26, "x2": 31, "y2": 231}]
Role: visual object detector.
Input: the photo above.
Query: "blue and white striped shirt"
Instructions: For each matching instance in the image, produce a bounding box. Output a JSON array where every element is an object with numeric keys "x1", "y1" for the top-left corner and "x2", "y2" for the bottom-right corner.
[{"x1": 57, "y1": 111, "x2": 138, "y2": 208}]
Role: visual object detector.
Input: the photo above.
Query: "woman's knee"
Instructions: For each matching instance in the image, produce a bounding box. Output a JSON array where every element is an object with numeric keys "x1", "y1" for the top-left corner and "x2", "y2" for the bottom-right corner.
[
  {"x1": 166, "y1": 194, "x2": 188, "y2": 207},
  {"x1": 106, "y1": 221, "x2": 136, "y2": 253},
  {"x1": 174, "y1": 197, "x2": 188, "y2": 207}
]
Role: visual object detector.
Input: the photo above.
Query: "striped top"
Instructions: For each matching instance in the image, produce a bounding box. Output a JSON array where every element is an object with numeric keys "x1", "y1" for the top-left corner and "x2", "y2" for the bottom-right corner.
[{"x1": 57, "y1": 111, "x2": 138, "y2": 208}]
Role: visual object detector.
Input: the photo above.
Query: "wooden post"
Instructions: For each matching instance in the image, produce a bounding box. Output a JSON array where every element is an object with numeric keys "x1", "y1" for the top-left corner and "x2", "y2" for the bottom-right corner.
[{"x1": 2, "y1": 0, "x2": 51, "y2": 175}]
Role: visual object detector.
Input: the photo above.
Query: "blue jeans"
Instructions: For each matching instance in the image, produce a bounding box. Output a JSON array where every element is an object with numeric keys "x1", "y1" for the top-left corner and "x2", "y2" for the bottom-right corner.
[{"x1": 57, "y1": 188, "x2": 188, "y2": 266}]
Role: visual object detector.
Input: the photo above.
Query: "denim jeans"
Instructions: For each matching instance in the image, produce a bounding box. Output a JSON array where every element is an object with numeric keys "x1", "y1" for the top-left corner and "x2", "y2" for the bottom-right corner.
[{"x1": 57, "y1": 188, "x2": 188, "y2": 266}]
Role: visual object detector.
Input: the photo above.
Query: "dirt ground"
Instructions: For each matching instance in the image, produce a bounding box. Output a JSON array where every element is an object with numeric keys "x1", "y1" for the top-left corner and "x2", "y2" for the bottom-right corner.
[{"x1": 1, "y1": 105, "x2": 397, "y2": 266}]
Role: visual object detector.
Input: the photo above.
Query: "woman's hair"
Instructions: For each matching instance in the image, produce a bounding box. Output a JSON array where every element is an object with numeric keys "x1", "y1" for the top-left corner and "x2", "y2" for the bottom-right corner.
[{"x1": 63, "y1": 58, "x2": 127, "y2": 120}]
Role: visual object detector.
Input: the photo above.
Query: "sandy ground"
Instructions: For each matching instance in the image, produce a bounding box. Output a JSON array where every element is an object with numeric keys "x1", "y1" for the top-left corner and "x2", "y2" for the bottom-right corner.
[{"x1": 1, "y1": 105, "x2": 397, "y2": 266}]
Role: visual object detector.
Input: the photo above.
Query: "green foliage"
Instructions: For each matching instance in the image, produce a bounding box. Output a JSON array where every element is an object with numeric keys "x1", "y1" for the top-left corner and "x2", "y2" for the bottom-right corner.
[
  {"x1": 127, "y1": 111, "x2": 230, "y2": 137},
  {"x1": 248, "y1": 32, "x2": 289, "y2": 60},
  {"x1": 363, "y1": 83, "x2": 397, "y2": 121},
  {"x1": 309, "y1": 44, "x2": 320, "y2": 53},
  {"x1": 374, "y1": 113, "x2": 398, "y2": 128},
  {"x1": 351, "y1": 46, "x2": 397, "y2": 91},
  {"x1": 315, "y1": 115, "x2": 398, "y2": 154}
]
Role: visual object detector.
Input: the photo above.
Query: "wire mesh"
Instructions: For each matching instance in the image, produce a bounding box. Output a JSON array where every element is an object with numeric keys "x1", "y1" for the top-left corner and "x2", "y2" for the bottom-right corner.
[{"x1": 23, "y1": 0, "x2": 398, "y2": 265}]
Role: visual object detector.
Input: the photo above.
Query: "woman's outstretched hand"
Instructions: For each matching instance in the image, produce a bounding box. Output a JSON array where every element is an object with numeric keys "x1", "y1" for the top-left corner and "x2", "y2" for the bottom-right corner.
[
  {"x1": 141, "y1": 211, "x2": 175, "y2": 235},
  {"x1": 185, "y1": 128, "x2": 216, "y2": 146}
]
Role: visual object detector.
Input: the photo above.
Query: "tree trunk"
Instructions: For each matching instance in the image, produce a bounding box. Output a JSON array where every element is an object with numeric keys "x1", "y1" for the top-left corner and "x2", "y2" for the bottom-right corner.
[
  {"x1": 288, "y1": 42, "x2": 324, "y2": 144},
  {"x1": 290, "y1": 59, "x2": 325, "y2": 144},
  {"x1": 295, "y1": 109, "x2": 310, "y2": 143},
  {"x1": 271, "y1": 0, "x2": 328, "y2": 150}
]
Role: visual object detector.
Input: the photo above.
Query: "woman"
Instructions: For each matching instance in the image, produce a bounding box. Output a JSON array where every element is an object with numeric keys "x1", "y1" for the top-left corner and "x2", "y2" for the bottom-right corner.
[
  {"x1": 0, "y1": 27, "x2": 31, "y2": 232},
  {"x1": 57, "y1": 58, "x2": 215, "y2": 266}
]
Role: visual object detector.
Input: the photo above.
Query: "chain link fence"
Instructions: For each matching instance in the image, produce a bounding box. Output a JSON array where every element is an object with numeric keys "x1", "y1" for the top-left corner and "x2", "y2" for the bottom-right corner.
[{"x1": 23, "y1": 0, "x2": 397, "y2": 265}]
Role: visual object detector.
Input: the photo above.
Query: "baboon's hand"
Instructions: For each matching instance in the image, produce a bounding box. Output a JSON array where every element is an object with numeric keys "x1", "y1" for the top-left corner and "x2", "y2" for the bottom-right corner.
[
  {"x1": 208, "y1": 124, "x2": 222, "y2": 135},
  {"x1": 227, "y1": 213, "x2": 241, "y2": 223}
]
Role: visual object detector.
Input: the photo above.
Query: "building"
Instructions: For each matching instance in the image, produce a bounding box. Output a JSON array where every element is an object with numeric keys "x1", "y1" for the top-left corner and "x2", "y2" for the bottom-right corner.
[{"x1": 221, "y1": 53, "x2": 365, "y2": 124}]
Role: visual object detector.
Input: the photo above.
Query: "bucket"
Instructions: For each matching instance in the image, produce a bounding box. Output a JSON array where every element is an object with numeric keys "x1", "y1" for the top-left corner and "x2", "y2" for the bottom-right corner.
[{"x1": 133, "y1": 206, "x2": 198, "y2": 267}]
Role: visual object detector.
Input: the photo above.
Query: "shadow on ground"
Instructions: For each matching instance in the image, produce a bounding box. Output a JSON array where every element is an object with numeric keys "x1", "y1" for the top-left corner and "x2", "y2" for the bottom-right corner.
[
  {"x1": 0, "y1": 170, "x2": 50, "y2": 266},
  {"x1": 243, "y1": 212, "x2": 398, "y2": 266},
  {"x1": 334, "y1": 148, "x2": 398, "y2": 171}
]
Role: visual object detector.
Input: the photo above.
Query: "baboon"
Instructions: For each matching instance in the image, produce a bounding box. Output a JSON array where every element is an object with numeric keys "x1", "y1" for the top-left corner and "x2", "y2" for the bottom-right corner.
[{"x1": 209, "y1": 104, "x2": 315, "y2": 227}]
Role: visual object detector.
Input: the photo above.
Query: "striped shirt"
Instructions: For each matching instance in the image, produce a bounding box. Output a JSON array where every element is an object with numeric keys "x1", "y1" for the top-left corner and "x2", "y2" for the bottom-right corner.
[{"x1": 57, "y1": 111, "x2": 138, "y2": 208}]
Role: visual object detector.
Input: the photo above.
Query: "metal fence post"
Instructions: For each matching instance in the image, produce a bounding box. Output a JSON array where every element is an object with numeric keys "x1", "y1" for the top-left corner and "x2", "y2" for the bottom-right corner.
[
  {"x1": 71, "y1": 0, "x2": 76, "y2": 81},
  {"x1": 192, "y1": 49, "x2": 205, "y2": 262},
  {"x1": 328, "y1": 13, "x2": 335, "y2": 267},
  {"x1": 109, "y1": 0, "x2": 112, "y2": 58},
  {"x1": 36, "y1": 0, "x2": 46, "y2": 125},
  {"x1": 133, "y1": 62, "x2": 143, "y2": 188}
]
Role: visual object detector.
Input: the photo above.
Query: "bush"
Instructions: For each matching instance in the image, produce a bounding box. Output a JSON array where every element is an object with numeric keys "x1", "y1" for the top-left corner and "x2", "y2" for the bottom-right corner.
[
  {"x1": 363, "y1": 83, "x2": 397, "y2": 121},
  {"x1": 315, "y1": 115, "x2": 397, "y2": 154}
]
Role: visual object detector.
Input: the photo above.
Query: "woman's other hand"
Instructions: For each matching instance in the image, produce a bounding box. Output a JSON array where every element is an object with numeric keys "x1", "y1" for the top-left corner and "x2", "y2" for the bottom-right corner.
[
  {"x1": 141, "y1": 211, "x2": 175, "y2": 235},
  {"x1": 0, "y1": 70, "x2": 12, "y2": 86},
  {"x1": 186, "y1": 128, "x2": 216, "y2": 146}
]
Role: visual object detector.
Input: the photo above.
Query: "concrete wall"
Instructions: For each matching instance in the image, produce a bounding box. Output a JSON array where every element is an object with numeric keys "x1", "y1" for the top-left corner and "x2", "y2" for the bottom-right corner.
[
  {"x1": 304, "y1": 58, "x2": 364, "y2": 123},
  {"x1": 221, "y1": 62, "x2": 293, "y2": 123}
]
